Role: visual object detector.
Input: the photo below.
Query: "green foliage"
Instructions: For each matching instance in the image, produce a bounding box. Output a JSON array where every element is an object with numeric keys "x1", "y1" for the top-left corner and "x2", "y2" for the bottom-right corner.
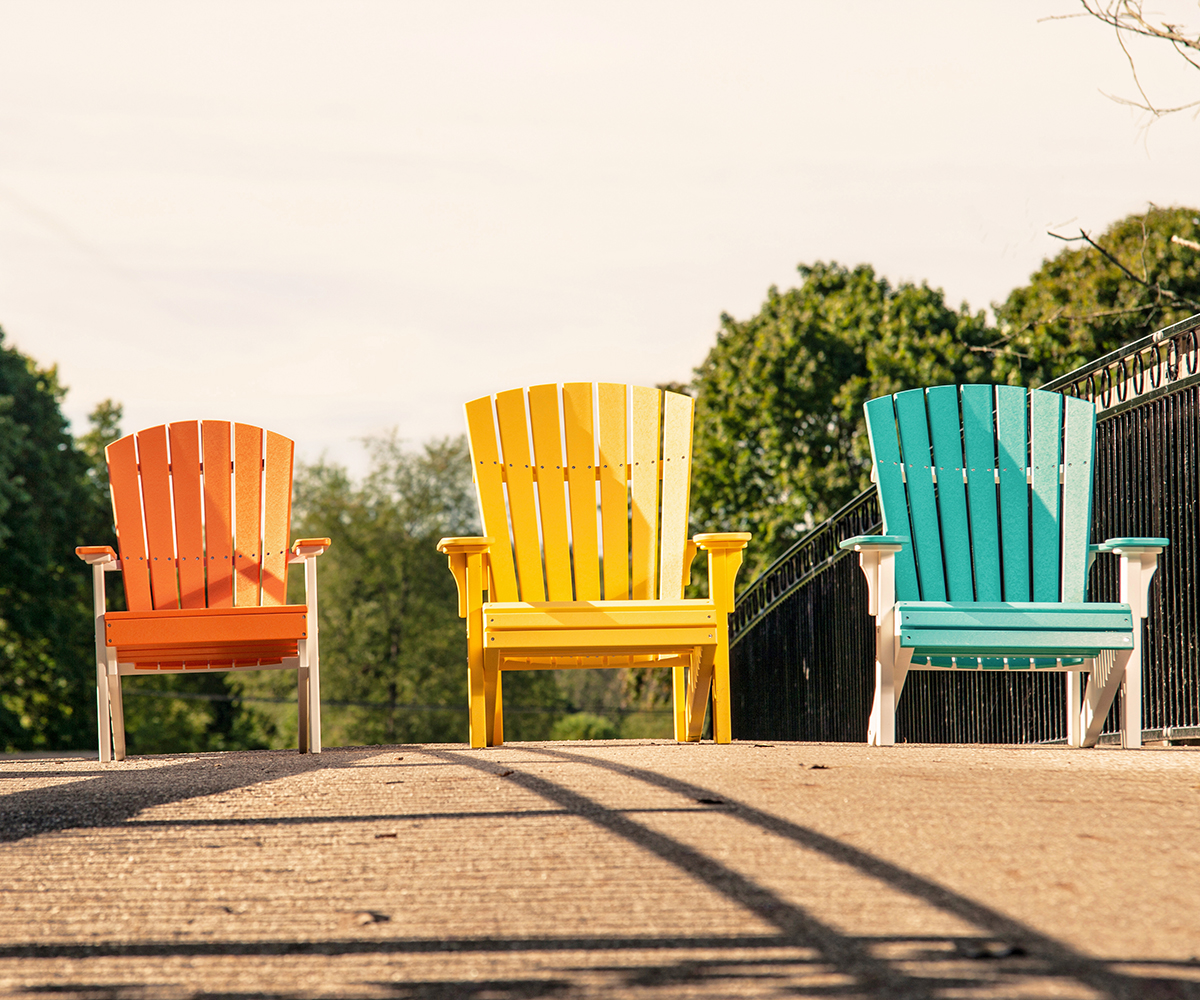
[
  {"x1": 0, "y1": 328, "x2": 114, "y2": 751},
  {"x1": 230, "y1": 433, "x2": 567, "y2": 746},
  {"x1": 550, "y1": 711, "x2": 619, "y2": 741},
  {"x1": 990, "y1": 207, "x2": 1200, "y2": 387},
  {"x1": 689, "y1": 262, "x2": 991, "y2": 578}
]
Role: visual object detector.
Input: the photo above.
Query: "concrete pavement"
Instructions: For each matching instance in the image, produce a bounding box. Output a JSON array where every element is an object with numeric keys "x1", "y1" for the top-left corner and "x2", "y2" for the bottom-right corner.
[{"x1": 1, "y1": 740, "x2": 1198, "y2": 998}]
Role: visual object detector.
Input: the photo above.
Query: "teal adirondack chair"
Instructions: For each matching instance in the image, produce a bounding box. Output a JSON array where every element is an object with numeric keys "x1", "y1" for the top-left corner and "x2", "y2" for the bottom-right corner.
[{"x1": 839, "y1": 385, "x2": 1167, "y2": 748}]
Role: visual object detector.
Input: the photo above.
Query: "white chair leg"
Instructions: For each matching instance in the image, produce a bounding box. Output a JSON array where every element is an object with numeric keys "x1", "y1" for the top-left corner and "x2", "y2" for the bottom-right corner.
[
  {"x1": 109, "y1": 672, "x2": 126, "y2": 761},
  {"x1": 873, "y1": 607, "x2": 898, "y2": 746},
  {"x1": 96, "y1": 662, "x2": 112, "y2": 764},
  {"x1": 1066, "y1": 670, "x2": 1083, "y2": 748},
  {"x1": 308, "y1": 655, "x2": 322, "y2": 755},
  {"x1": 1122, "y1": 632, "x2": 1143, "y2": 750},
  {"x1": 297, "y1": 664, "x2": 310, "y2": 753},
  {"x1": 1082, "y1": 649, "x2": 1130, "y2": 747}
]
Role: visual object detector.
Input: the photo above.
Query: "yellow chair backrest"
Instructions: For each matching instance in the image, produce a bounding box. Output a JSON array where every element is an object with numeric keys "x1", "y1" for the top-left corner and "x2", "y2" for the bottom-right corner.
[{"x1": 464, "y1": 383, "x2": 694, "y2": 604}]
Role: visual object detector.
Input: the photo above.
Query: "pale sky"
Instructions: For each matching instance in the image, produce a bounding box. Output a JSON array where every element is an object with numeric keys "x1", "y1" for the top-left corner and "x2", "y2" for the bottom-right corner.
[{"x1": 1, "y1": 1, "x2": 1197, "y2": 472}]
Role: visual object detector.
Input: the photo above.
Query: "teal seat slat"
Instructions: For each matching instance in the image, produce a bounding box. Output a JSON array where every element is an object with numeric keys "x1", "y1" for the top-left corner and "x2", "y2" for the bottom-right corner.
[
  {"x1": 995, "y1": 385, "x2": 1030, "y2": 601},
  {"x1": 961, "y1": 384, "x2": 1001, "y2": 601},
  {"x1": 1030, "y1": 390, "x2": 1063, "y2": 601},
  {"x1": 894, "y1": 388, "x2": 946, "y2": 601},
  {"x1": 1060, "y1": 396, "x2": 1096, "y2": 602},
  {"x1": 864, "y1": 396, "x2": 921, "y2": 600},
  {"x1": 905, "y1": 634, "x2": 1129, "y2": 656},
  {"x1": 926, "y1": 386, "x2": 974, "y2": 600},
  {"x1": 896, "y1": 601, "x2": 1133, "y2": 631}
]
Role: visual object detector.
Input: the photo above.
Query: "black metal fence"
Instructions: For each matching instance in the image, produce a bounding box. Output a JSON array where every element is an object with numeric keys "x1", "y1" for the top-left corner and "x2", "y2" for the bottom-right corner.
[{"x1": 729, "y1": 312, "x2": 1200, "y2": 744}]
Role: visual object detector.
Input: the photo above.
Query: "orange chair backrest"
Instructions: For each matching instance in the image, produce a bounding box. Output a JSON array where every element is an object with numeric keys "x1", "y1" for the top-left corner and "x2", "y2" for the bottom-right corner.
[
  {"x1": 106, "y1": 421, "x2": 294, "y2": 612},
  {"x1": 465, "y1": 383, "x2": 694, "y2": 603}
]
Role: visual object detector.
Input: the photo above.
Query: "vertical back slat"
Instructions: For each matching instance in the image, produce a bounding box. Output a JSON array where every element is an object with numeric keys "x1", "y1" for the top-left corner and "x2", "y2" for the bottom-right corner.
[
  {"x1": 563, "y1": 382, "x2": 601, "y2": 601},
  {"x1": 261, "y1": 430, "x2": 294, "y2": 607},
  {"x1": 465, "y1": 396, "x2": 520, "y2": 601},
  {"x1": 233, "y1": 423, "x2": 264, "y2": 607},
  {"x1": 597, "y1": 383, "x2": 629, "y2": 601},
  {"x1": 1030, "y1": 389, "x2": 1063, "y2": 602},
  {"x1": 137, "y1": 425, "x2": 180, "y2": 610},
  {"x1": 168, "y1": 422, "x2": 206, "y2": 609},
  {"x1": 496, "y1": 388, "x2": 545, "y2": 602},
  {"x1": 894, "y1": 389, "x2": 946, "y2": 601},
  {"x1": 995, "y1": 386, "x2": 1031, "y2": 601},
  {"x1": 1060, "y1": 395, "x2": 1097, "y2": 602},
  {"x1": 658, "y1": 390, "x2": 693, "y2": 601},
  {"x1": 528, "y1": 384, "x2": 573, "y2": 600},
  {"x1": 202, "y1": 421, "x2": 234, "y2": 608},
  {"x1": 961, "y1": 384, "x2": 1002, "y2": 601},
  {"x1": 864, "y1": 396, "x2": 920, "y2": 600},
  {"x1": 629, "y1": 386, "x2": 661, "y2": 601},
  {"x1": 926, "y1": 386, "x2": 973, "y2": 601},
  {"x1": 106, "y1": 433, "x2": 153, "y2": 611}
]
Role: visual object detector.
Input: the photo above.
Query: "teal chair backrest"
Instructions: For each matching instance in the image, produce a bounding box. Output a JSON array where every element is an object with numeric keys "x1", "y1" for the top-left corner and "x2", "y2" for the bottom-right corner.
[{"x1": 864, "y1": 385, "x2": 1097, "y2": 604}]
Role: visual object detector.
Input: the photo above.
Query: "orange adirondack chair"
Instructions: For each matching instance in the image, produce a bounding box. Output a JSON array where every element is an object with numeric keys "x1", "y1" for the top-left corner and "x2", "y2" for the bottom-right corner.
[
  {"x1": 76, "y1": 421, "x2": 330, "y2": 762},
  {"x1": 438, "y1": 383, "x2": 751, "y2": 748}
]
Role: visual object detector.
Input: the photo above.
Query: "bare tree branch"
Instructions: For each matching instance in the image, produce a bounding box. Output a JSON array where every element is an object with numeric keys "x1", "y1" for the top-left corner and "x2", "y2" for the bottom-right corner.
[
  {"x1": 1047, "y1": 228, "x2": 1200, "y2": 310},
  {"x1": 1075, "y1": 0, "x2": 1200, "y2": 118}
]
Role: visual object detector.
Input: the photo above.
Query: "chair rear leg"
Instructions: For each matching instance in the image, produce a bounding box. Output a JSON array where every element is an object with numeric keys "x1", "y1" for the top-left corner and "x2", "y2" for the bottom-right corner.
[
  {"x1": 671, "y1": 662, "x2": 687, "y2": 741},
  {"x1": 96, "y1": 662, "x2": 113, "y2": 764},
  {"x1": 483, "y1": 649, "x2": 502, "y2": 747},
  {"x1": 1066, "y1": 670, "x2": 1083, "y2": 748},
  {"x1": 109, "y1": 673, "x2": 126, "y2": 761},
  {"x1": 492, "y1": 668, "x2": 504, "y2": 746},
  {"x1": 685, "y1": 645, "x2": 716, "y2": 742}
]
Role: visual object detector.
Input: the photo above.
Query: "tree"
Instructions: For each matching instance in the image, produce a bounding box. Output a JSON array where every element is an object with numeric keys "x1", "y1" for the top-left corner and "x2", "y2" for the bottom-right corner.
[
  {"x1": 1072, "y1": 1, "x2": 1200, "y2": 118},
  {"x1": 988, "y1": 206, "x2": 1200, "y2": 387},
  {"x1": 688, "y1": 262, "x2": 991, "y2": 578},
  {"x1": 234, "y1": 433, "x2": 567, "y2": 746},
  {"x1": 0, "y1": 328, "x2": 114, "y2": 751}
]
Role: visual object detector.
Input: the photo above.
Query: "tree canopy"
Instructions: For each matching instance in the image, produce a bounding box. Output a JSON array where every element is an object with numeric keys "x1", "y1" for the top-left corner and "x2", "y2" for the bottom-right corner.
[
  {"x1": 0, "y1": 328, "x2": 114, "y2": 750},
  {"x1": 688, "y1": 262, "x2": 992, "y2": 577},
  {"x1": 988, "y1": 206, "x2": 1200, "y2": 387}
]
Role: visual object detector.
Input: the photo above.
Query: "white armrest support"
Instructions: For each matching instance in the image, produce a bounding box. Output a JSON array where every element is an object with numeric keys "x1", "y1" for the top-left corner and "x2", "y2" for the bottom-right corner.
[
  {"x1": 1091, "y1": 537, "x2": 1169, "y2": 619},
  {"x1": 839, "y1": 536, "x2": 906, "y2": 617}
]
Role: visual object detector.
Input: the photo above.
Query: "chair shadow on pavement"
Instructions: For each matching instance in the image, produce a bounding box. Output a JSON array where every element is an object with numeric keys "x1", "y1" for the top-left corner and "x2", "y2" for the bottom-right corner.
[
  {"x1": 0, "y1": 749, "x2": 369, "y2": 844},
  {"x1": 2, "y1": 745, "x2": 1198, "y2": 1000}
]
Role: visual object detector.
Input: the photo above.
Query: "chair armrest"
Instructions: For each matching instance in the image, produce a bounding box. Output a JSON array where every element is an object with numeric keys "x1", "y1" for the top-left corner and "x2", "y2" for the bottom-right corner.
[
  {"x1": 839, "y1": 535, "x2": 907, "y2": 552},
  {"x1": 437, "y1": 537, "x2": 493, "y2": 618},
  {"x1": 693, "y1": 533, "x2": 751, "y2": 612},
  {"x1": 693, "y1": 531, "x2": 752, "y2": 552},
  {"x1": 288, "y1": 538, "x2": 331, "y2": 563},
  {"x1": 1093, "y1": 537, "x2": 1170, "y2": 553},
  {"x1": 75, "y1": 545, "x2": 119, "y2": 569},
  {"x1": 436, "y1": 536, "x2": 494, "y2": 555},
  {"x1": 1092, "y1": 538, "x2": 1169, "y2": 618},
  {"x1": 840, "y1": 537, "x2": 907, "y2": 615}
]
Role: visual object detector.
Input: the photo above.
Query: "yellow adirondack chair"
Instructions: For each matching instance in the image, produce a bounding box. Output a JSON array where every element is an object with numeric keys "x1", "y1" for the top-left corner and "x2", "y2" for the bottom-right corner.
[
  {"x1": 438, "y1": 383, "x2": 750, "y2": 747},
  {"x1": 75, "y1": 421, "x2": 330, "y2": 762}
]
